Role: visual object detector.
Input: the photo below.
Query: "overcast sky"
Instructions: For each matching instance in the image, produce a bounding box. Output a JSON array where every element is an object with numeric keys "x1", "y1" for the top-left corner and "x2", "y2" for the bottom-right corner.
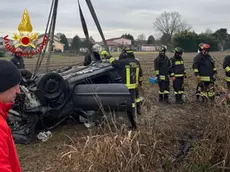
[{"x1": 0, "y1": 0, "x2": 230, "y2": 42}]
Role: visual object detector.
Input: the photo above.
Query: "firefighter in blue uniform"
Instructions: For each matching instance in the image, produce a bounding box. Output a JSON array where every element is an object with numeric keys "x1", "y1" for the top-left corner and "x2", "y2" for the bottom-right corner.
[
  {"x1": 109, "y1": 47, "x2": 143, "y2": 129},
  {"x1": 223, "y1": 55, "x2": 230, "y2": 104},
  {"x1": 170, "y1": 47, "x2": 187, "y2": 104},
  {"x1": 192, "y1": 43, "x2": 217, "y2": 101},
  {"x1": 154, "y1": 46, "x2": 171, "y2": 103}
]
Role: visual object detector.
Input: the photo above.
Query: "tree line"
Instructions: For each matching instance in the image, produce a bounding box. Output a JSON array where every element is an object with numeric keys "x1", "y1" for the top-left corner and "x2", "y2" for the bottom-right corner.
[
  {"x1": 124, "y1": 11, "x2": 230, "y2": 52},
  {"x1": 57, "y1": 11, "x2": 230, "y2": 53},
  {"x1": 57, "y1": 32, "x2": 156, "y2": 53},
  {"x1": 152, "y1": 11, "x2": 230, "y2": 52}
]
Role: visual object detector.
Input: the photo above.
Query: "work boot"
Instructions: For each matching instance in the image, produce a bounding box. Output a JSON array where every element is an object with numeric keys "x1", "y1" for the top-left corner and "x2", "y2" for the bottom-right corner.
[
  {"x1": 164, "y1": 94, "x2": 170, "y2": 104},
  {"x1": 175, "y1": 94, "x2": 180, "y2": 104},
  {"x1": 127, "y1": 111, "x2": 137, "y2": 130},
  {"x1": 178, "y1": 94, "x2": 185, "y2": 104},
  {"x1": 159, "y1": 94, "x2": 163, "y2": 102}
]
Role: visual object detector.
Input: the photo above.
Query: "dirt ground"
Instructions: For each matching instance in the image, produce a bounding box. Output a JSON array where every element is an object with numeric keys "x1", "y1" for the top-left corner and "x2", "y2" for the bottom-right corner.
[{"x1": 15, "y1": 51, "x2": 230, "y2": 171}]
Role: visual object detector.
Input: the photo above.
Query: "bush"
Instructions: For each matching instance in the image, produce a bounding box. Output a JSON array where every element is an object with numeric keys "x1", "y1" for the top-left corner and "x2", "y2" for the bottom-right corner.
[{"x1": 0, "y1": 51, "x2": 5, "y2": 57}]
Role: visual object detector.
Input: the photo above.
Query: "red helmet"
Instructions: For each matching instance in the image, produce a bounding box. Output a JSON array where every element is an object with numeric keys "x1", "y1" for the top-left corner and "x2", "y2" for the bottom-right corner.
[{"x1": 199, "y1": 43, "x2": 210, "y2": 51}]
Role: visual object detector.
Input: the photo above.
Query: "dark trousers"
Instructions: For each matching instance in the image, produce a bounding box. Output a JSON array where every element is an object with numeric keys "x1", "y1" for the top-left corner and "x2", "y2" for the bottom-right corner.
[
  {"x1": 135, "y1": 88, "x2": 141, "y2": 114},
  {"x1": 173, "y1": 77, "x2": 184, "y2": 94},
  {"x1": 158, "y1": 78, "x2": 170, "y2": 102},
  {"x1": 226, "y1": 82, "x2": 230, "y2": 103},
  {"x1": 127, "y1": 88, "x2": 140, "y2": 129},
  {"x1": 173, "y1": 77, "x2": 184, "y2": 103},
  {"x1": 196, "y1": 81, "x2": 215, "y2": 101}
]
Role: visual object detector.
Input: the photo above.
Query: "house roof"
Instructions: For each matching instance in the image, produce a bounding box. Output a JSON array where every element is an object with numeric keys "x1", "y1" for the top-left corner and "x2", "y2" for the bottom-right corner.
[
  {"x1": 97, "y1": 37, "x2": 131, "y2": 42},
  {"x1": 37, "y1": 39, "x2": 65, "y2": 47},
  {"x1": 37, "y1": 33, "x2": 61, "y2": 43},
  {"x1": 96, "y1": 37, "x2": 132, "y2": 46},
  {"x1": 105, "y1": 37, "x2": 122, "y2": 41},
  {"x1": 142, "y1": 44, "x2": 159, "y2": 46},
  {"x1": 97, "y1": 40, "x2": 122, "y2": 46}
]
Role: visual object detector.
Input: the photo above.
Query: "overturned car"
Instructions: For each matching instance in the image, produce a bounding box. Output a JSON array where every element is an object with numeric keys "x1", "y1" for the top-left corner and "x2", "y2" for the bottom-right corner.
[
  {"x1": 8, "y1": 58, "x2": 137, "y2": 144},
  {"x1": 7, "y1": 0, "x2": 142, "y2": 144}
]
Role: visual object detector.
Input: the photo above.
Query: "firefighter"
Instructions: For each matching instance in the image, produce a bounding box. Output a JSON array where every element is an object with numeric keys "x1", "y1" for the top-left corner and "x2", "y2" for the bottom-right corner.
[
  {"x1": 10, "y1": 47, "x2": 25, "y2": 69},
  {"x1": 192, "y1": 43, "x2": 217, "y2": 101},
  {"x1": 119, "y1": 48, "x2": 127, "y2": 60},
  {"x1": 100, "y1": 50, "x2": 110, "y2": 60},
  {"x1": 170, "y1": 47, "x2": 186, "y2": 104},
  {"x1": 223, "y1": 55, "x2": 230, "y2": 104},
  {"x1": 109, "y1": 47, "x2": 143, "y2": 129},
  {"x1": 154, "y1": 46, "x2": 171, "y2": 103},
  {"x1": 83, "y1": 51, "x2": 101, "y2": 66}
]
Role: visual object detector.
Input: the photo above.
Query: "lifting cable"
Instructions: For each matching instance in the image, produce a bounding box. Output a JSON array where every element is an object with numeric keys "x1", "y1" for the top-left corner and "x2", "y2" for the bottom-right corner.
[
  {"x1": 32, "y1": 0, "x2": 58, "y2": 78},
  {"x1": 78, "y1": 0, "x2": 92, "y2": 55},
  {"x1": 32, "y1": 0, "x2": 109, "y2": 79},
  {"x1": 46, "y1": 0, "x2": 59, "y2": 72},
  {"x1": 85, "y1": 0, "x2": 111, "y2": 57}
]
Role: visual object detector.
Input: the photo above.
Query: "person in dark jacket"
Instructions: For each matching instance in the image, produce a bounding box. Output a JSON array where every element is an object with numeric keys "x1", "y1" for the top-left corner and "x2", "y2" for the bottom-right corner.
[
  {"x1": 109, "y1": 47, "x2": 143, "y2": 129},
  {"x1": 10, "y1": 48, "x2": 25, "y2": 69},
  {"x1": 0, "y1": 60, "x2": 22, "y2": 172},
  {"x1": 170, "y1": 47, "x2": 187, "y2": 104},
  {"x1": 223, "y1": 55, "x2": 230, "y2": 104},
  {"x1": 119, "y1": 48, "x2": 127, "y2": 60},
  {"x1": 154, "y1": 46, "x2": 171, "y2": 103},
  {"x1": 192, "y1": 43, "x2": 217, "y2": 101},
  {"x1": 83, "y1": 51, "x2": 101, "y2": 66}
]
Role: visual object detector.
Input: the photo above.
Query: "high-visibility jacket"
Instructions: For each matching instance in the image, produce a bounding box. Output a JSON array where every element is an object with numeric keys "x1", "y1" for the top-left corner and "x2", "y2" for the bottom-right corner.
[
  {"x1": 192, "y1": 53, "x2": 217, "y2": 81},
  {"x1": 223, "y1": 55, "x2": 230, "y2": 82},
  {"x1": 154, "y1": 54, "x2": 171, "y2": 80},
  {"x1": 170, "y1": 55, "x2": 186, "y2": 77},
  {"x1": 109, "y1": 56, "x2": 143, "y2": 89}
]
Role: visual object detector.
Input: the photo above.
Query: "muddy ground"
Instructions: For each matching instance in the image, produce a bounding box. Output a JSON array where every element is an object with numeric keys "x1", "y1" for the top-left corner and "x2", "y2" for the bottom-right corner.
[{"x1": 13, "y1": 51, "x2": 230, "y2": 171}]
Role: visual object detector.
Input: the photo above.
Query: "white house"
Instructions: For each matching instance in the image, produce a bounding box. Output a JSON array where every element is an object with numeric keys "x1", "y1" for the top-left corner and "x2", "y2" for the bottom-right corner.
[
  {"x1": 0, "y1": 37, "x2": 14, "y2": 48},
  {"x1": 35, "y1": 34, "x2": 65, "y2": 52}
]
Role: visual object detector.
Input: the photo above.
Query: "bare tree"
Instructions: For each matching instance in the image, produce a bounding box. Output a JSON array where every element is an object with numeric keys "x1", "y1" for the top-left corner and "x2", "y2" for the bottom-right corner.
[
  {"x1": 153, "y1": 11, "x2": 192, "y2": 41},
  {"x1": 204, "y1": 28, "x2": 213, "y2": 34},
  {"x1": 137, "y1": 33, "x2": 146, "y2": 41},
  {"x1": 135, "y1": 33, "x2": 146, "y2": 45},
  {"x1": 176, "y1": 21, "x2": 192, "y2": 33}
]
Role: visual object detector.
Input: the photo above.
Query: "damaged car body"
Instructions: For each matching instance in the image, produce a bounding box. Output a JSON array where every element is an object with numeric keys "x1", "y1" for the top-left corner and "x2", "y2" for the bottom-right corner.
[{"x1": 7, "y1": 0, "x2": 140, "y2": 144}]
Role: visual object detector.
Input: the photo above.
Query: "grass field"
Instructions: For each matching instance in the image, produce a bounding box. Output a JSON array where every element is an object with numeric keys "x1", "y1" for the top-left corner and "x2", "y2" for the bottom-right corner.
[{"x1": 15, "y1": 51, "x2": 230, "y2": 171}]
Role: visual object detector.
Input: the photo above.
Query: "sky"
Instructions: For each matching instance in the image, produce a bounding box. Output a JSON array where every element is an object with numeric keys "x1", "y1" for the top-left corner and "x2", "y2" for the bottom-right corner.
[{"x1": 0, "y1": 0, "x2": 230, "y2": 42}]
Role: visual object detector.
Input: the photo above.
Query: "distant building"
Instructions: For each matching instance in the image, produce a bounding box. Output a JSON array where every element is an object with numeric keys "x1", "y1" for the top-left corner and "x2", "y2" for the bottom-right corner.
[
  {"x1": 67, "y1": 38, "x2": 73, "y2": 47},
  {"x1": 141, "y1": 44, "x2": 161, "y2": 51},
  {"x1": 34, "y1": 34, "x2": 65, "y2": 52},
  {"x1": 0, "y1": 36, "x2": 14, "y2": 55},
  {"x1": 96, "y1": 37, "x2": 132, "y2": 52},
  {"x1": 0, "y1": 37, "x2": 14, "y2": 48}
]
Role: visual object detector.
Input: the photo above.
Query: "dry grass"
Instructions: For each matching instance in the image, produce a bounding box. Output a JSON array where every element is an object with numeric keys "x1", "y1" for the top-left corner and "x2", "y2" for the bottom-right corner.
[{"x1": 17, "y1": 51, "x2": 230, "y2": 172}]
